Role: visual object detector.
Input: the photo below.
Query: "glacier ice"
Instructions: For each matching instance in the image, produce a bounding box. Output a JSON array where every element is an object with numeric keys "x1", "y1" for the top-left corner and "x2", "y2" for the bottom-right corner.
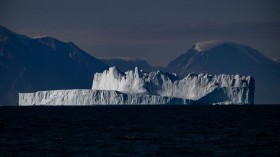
[
  {"x1": 92, "y1": 67, "x2": 254, "y2": 103},
  {"x1": 19, "y1": 66, "x2": 254, "y2": 105},
  {"x1": 19, "y1": 90, "x2": 193, "y2": 105}
]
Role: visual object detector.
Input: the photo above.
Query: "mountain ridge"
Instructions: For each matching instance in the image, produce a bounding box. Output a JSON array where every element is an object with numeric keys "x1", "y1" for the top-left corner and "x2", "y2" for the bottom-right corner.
[
  {"x1": 0, "y1": 26, "x2": 108, "y2": 105},
  {"x1": 1, "y1": 26, "x2": 278, "y2": 105},
  {"x1": 166, "y1": 41, "x2": 280, "y2": 104}
]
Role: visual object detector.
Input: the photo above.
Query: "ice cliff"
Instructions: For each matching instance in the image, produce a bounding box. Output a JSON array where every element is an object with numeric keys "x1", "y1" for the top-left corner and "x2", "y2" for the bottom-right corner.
[
  {"x1": 19, "y1": 90, "x2": 193, "y2": 105},
  {"x1": 19, "y1": 67, "x2": 254, "y2": 105},
  {"x1": 92, "y1": 67, "x2": 254, "y2": 104}
]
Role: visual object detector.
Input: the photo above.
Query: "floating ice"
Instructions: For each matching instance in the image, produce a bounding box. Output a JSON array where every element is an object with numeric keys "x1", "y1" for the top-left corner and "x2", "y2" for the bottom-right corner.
[{"x1": 19, "y1": 66, "x2": 254, "y2": 105}]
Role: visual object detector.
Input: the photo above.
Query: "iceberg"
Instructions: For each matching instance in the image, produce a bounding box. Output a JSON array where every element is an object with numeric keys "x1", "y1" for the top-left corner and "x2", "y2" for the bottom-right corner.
[
  {"x1": 19, "y1": 90, "x2": 193, "y2": 105},
  {"x1": 19, "y1": 67, "x2": 255, "y2": 105}
]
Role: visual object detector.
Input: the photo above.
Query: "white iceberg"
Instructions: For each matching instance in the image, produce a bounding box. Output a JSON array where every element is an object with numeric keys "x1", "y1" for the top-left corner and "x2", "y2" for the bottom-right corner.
[{"x1": 19, "y1": 66, "x2": 254, "y2": 105}]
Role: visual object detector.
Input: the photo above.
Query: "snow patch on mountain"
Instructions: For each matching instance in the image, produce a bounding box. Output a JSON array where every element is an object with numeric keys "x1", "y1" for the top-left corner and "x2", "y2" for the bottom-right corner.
[{"x1": 195, "y1": 40, "x2": 225, "y2": 52}]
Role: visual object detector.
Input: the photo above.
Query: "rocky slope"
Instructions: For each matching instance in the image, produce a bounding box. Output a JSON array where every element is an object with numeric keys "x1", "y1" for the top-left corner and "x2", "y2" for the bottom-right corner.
[{"x1": 0, "y1": 26, "x2": 108, "y2": 105}]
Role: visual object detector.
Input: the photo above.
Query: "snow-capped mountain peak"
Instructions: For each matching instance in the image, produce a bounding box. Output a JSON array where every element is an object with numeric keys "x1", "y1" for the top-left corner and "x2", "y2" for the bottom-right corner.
[
  {"x1": 167, "y1": 40, "x2": 280, "y2": 104},
  {"x1": 194, "y1": 40, "x2": 225, "y2": 52}
]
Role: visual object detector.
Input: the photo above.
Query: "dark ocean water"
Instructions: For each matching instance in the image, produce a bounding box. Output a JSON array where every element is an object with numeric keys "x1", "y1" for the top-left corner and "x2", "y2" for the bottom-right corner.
[{"x1": 0, "y1": 105, "x2": 279, "y2": 157}]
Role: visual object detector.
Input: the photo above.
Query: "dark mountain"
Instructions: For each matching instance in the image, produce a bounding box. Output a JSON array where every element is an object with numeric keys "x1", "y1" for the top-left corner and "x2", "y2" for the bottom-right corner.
[
  {"x1": 0, "y1": 26, "x2": 108, "y2": 105},
  {"x1": 166, "y1": 41, "x2": 280, "y2": 104},
  {"x1": 101, "y1": 58, "x2": 164, "y2": 72}
]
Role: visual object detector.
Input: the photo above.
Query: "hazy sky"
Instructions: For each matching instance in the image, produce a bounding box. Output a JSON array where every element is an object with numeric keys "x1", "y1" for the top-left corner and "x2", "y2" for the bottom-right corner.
[{"x1": 1, "y1": 0, "x2": 280, "y2": 66}]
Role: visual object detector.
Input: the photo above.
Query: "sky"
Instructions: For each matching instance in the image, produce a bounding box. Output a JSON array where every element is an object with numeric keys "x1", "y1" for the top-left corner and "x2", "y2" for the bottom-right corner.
[{"x1": 1, "y1": 0, "x2": 280, "y2": 66}]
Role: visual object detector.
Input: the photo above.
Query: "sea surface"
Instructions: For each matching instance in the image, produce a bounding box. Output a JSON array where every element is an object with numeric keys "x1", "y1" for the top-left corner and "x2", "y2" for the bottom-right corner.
[{"x1": 0, "y1": 105, "x2": 279, "y2": 157}]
